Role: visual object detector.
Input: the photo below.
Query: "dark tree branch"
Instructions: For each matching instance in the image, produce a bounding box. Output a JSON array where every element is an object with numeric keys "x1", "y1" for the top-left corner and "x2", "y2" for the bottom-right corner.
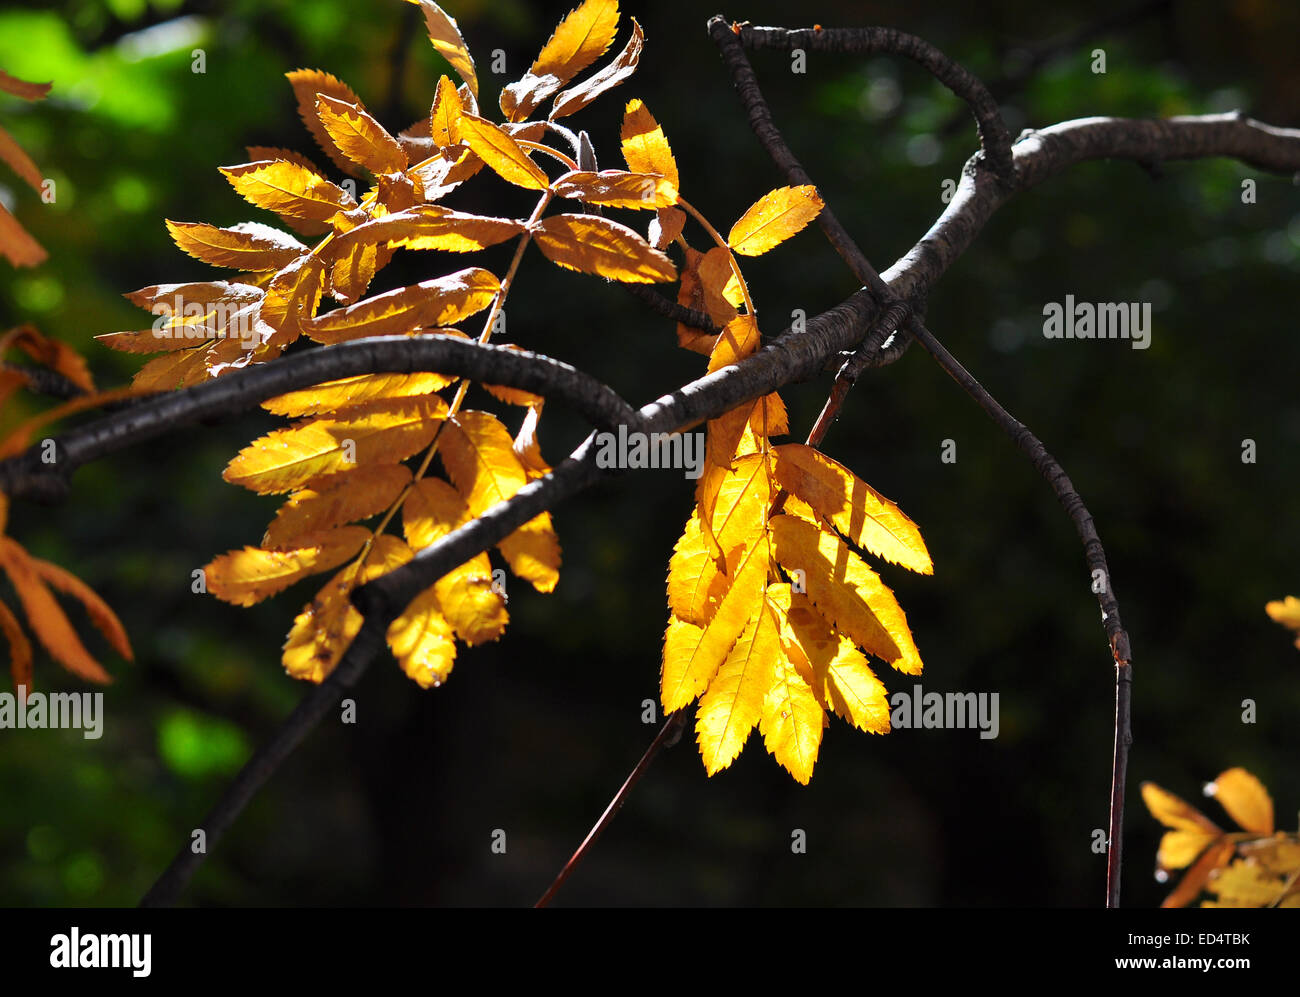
[
  {"x1": 725, "y1": 19, "x2": 1017, "y2": 182},
  {"x1": 621, "y1": 283, "x2": 721, "y2": 335},
  {"x1": 0, "y1": 335, "x2": 638, "y2": 502}
]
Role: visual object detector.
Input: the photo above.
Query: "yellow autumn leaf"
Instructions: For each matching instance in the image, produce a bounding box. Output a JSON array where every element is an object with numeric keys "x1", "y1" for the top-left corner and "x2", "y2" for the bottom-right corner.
[
  {"x1": 499, "y1": 0, "x2": 620, "y2": 122},
  {"x1": 406, "y1": 0, "x2": 479, "y2": 101},
  {"x1": 401, "y1": 477, "x2": 508, "y2": 644},
  {"x1": 430, "y1": 75, "x2": 463, "y2": 147},
  {"x1": 206, "y1": 526, "x2": 371, "y2": 606},
  {"x1": 769, "y1": 513, "x2": 922, "y2": 674},
  {"x1": 550, "y1": 17, "x2": 644, "y2": 120},
  {"x1": 263, "y1": 372, "x2": 453, "y2": 418},
  {"x1": 532, "y1": 213, "x2": 675, "y2": 283},
  {"x1": 165, "y1": 220, "x2": 306, "y2": 271},
  {"x1": 285, "y1": 69, "x2": 366, "y2": 177},
  {"x1": 727, "y1": 184, "x2": 824, "y2": 257},
  {"x1": 307, "y1": 268, "x2": 500, "y2": 344},
  {"x1": 330, "y1": 205, "x2": 526, "y2": 255},
  {"x1": 387, "y1": 586, "x2": 458, "y2": 688},
  {"x1": 695, "y1": 580, "x2": 781, "y2": 775},
  {"x1": 439, "y1": 410, "x2": 560, "y2": 592},
  {"x1": 1206, "y1": 767, "x2": 1274, "y2": 835},
  {"x1": 456, "y1": 113, "x2": 550, "y2": 190},
  {"x1": 282, "y1": 535, "x2": 412, "y2": 682},
  {"x1": 313, "y1": 94, "x2": 407, "y2": 175},
  {"x1": 780, "y1": 590, "x2": 890, "y2": 735},
  {"x1": 221, "y1": 160, "x2": 358, "y2": 222},
  {"x1": 224, "y1": 394, "x2": 448, "y2": 494},
  {"x1": 261, "y1": 254, "x2": 326, "y2": 343},
  {"x1": 666, "y1": 510, "x2": 729, "y2": 626},
  {"x1": 1160, "y1": 839, "x2": 1237, "y2": 908},
  {"x1": 263, "y1": 465, "x2": 413, "y2": 548},
  {"x1": 620, "y1": 98, "x2": 678, "y2": 189},
  {"x1": 757, "y1": 582, "x2": 826, "y2": 783},
  {"x1": 550, "y1": 169, "x2": 677, "y2": 209},
  {"x1": 661, "y1": 532, "x2": 769, "y2": 712},
  {"x1": 1141, "y1": 781, "x2": 1224, "y2": 833},
  {"x1": 774, "y1": 444, "x2": 933, "y2": 575},
  {"x1": 707, "y1": 314, "x2": 760, "y2": 373}
]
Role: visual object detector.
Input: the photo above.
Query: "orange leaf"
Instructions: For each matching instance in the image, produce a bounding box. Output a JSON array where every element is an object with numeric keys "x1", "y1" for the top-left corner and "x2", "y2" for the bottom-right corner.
[
  {"x1": 550, "y1": 168, "x2": 677, "y2": 209},
  {"x1": 263, "y1": 465, "x2": 413, "y2": 548},
  {"x1": 313, "y1": 94, "x2": 407, "y2": 175},
  {"x1": 550, "y1": 18, "x2": 644, "y2": 120},
  {"x1": 0, "y1": 538, "x2": 110, "y2": 683},
  {"x1": 0, "y1": 71, "x2": 52, "y2": 100},
  {"x1": 0, "y1": 202, "x2": 46, "y2": 267},
  {"x1": 456, "y1": 113, "x2": 550, "y2": 190},
  {"x1": 165, "y1": 219, "x2": 306, "y2": 271},
  {"x1": 406, "y1": 0, "x2": 479, "y2": 101},
  {"x1": 282, "y1": 535, "x2": 411, "y2": 682},
  {"x1": 285, "y1": 69, "x2": 366, "y2": 177},
  {"x1": 221, "y1": 160, "x2": 358, "y2": 222},
  {"x1": 532, "y1": 213, "x2": 675, "y2": 283},
  {"x1": 728, "y1": 184, "x2": 824, "y2": 256},
  {"x1": 307, "y1": 267, "x2": 499, "y2": 344},
  {"x1": 0, "y1": 597, "x2": 33, "y2": 691},
  {"x1": 620, "y1": 98, "x2": 678, "y2": 189},
  {"x1": 224, "y1": 395, "x2": 449, "y2": 494},
  {"x1": 0, "y1": 122, "x2": 44, "y2": 192},
  {"x1": 330, "y1": 205, "x2": 525, "y2": 255},
  {"x1": 206, "y1": 526, "x2": 372, "y2": 606},
  {"x1": 499, "y1": 0, "x2": 620, "y2": 122}
]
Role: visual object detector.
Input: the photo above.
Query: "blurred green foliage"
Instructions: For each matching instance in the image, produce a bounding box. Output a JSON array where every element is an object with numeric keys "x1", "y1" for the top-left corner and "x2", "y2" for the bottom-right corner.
[{"x1": 1, "y1": 0, "x2": 1298, "y2": 907}]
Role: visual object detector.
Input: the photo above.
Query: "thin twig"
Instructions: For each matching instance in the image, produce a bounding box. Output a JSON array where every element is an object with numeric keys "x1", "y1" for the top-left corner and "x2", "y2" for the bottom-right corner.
[
  {"x1": 535, "y1": 711, "x2": 687, "y2": 907},
  {"x1": 729, "y1": 20, "x2": 1017, "y2": 182}
]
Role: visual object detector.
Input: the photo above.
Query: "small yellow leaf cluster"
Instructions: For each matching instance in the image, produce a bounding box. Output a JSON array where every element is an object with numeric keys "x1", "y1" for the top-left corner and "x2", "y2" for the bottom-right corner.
[{"x1": 1142, "y1": 768, "x2": 1300, "y2": 907}]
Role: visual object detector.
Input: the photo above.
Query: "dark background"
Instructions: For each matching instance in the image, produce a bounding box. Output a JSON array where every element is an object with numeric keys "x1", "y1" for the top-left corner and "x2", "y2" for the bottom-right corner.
[{"x1": 1, "y1": 0, "x2": 1297, "y2": 907}]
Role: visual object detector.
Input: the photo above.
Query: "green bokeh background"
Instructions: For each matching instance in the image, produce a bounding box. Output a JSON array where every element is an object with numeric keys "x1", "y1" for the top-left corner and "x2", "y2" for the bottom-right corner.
[{"x1": 1, "y1": 0, "x2": 1297, "y2": 906}]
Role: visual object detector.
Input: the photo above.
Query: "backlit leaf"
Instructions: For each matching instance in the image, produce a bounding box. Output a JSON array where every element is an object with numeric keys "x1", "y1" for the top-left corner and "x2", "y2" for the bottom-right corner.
[
  {"x1": 224, "y1": 395, "x2": 448, "y2": 494},
  {"x1": 550, "y1": 18, "x2": 644, "y2": 120},
  {"x1": 439, "y1": 410, "x2": 561, "y2": 592},
  {"x1": 775, "y1": 444, "x2": 933, "y2": 574},
  {"x1": 550, "y1": 169, "x2": 677, "y2": 209},
  {"x1": 499, "y1": 0, "x2": 620, "y2": 122},
  {"x1": 308, "y1": 268, "x2": 500, "y2": 344},
  {"x1": 1206, "y1": 767, "x2": 1274, "y2": 835},
  {"x1": 165, "y1": 220, "x2": 306, "y2": 271},
  {"x1": 282, "y1": 535, "x2": 410, "y2": 682},
  {"x1": 314, "y1": 94, "x2": 407, "y2": 175},
  {"x1": 263, "y1": 465, "x2": 413, "y2": 548},
  {"x1": 406, "y1": 0, "x2": 480, "y2": 101},
  {"x1": 620, "y1": 98, "x2": 678, "y2": 189},
  {"x1": 457, "y1": 113, "x2": 550, "y2": 190},
  {"x1": 222, "y1": 160, "x2": 358, "y2": 222},
  {"x1": 206, "y1": 526, "x2": 371, "y2": 606},
  {"x1": 285, "y1": 69, "x2": 366, "y2": 177},
  {"x1": 727, "y1": 184, "x2": 824, "y2": 256},
  {"x1": 263, "y1": 372, "x2": 453, "y2": 418},
  {"x1": 532, "y1": 213, "x2": 675, "y2": 283}
]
